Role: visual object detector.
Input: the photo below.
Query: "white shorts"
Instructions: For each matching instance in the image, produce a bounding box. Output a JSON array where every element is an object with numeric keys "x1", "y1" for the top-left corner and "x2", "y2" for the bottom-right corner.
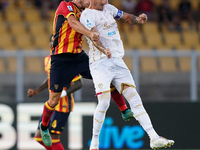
[{"x1": 89, "y1": 57, "x2": 136, "y2": 94}]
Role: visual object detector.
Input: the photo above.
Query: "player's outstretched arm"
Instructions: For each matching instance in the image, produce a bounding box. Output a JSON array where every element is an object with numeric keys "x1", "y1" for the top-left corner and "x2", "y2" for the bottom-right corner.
[
  {"x1": 68, "y1": 15, "x2": 99, "y2": 41},
  {"x1": 67, "y1": 78, "x2": 83, "y2": 95},
  {"x1": 120, "y1": 12, "x2": 148, "y2": 25},
  {"x1": 90, "y1": 27, "x2": 111, "y2": 59},
  {"x1": 27, "y1": 78, "x2": 48, "y2": 97},
  {"x1": 60, "y1": 78, "x2": 82, "y2": 98}
]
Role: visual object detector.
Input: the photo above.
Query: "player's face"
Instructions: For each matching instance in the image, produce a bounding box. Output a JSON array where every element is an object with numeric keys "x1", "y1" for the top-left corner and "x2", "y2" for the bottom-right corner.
[
  {"x1": 93, "y1": 0, "x2": 108, "y2": 10},
  {"x1": 80, "y1": 0, "x2": 90, "y2": 9}
]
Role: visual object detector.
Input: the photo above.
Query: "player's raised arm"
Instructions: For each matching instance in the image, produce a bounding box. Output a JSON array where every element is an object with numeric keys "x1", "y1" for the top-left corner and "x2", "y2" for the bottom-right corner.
[
  {"x1": 27, "y1": 78, "x2": 48, "y2": 97},
  {"x1": 120, "y1": 12, "x2": 148, "y2": 25},
  {"x1": 68, "y1": 15, "x2": 99, "y2": 41}
]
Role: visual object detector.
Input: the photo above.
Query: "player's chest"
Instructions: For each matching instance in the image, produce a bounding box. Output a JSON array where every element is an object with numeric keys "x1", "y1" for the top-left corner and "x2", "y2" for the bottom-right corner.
[{"x1": 95, "y1": 12, "x2": 117, "y2": 30}]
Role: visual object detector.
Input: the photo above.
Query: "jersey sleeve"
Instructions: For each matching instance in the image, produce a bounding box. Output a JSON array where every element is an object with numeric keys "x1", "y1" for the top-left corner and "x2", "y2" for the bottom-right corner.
[
  {"x1": 60, "y1": 2, "x2": 75, "y2": 19},
  {"x1": 44, "y1": 56, "x2": 50, "y2": 73},
  {"x1": 80, "y1": 9, "x2": 95, "y2": 30},
  {"x1": 106, "y1": 4, "x2": 123, "y2": 20},
  {"x1": 71, "y1": 75, "x2": 82, "y2": 82}
]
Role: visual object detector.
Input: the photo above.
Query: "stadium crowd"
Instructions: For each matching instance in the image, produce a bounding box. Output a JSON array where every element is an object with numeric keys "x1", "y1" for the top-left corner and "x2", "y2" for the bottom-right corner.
[{"x1": 0, "y1": 0, "x2": 199, "y2": 32}]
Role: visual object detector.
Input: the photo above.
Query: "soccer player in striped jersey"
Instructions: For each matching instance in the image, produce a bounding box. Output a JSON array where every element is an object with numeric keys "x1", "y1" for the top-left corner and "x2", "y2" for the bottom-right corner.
[{"x1": 28, "y1": 52, "x2": 82, "y2": 150}]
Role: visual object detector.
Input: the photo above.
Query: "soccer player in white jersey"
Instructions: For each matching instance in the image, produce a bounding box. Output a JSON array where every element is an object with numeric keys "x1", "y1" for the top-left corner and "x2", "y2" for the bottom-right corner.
[{"x1": 80, "y1": 0, "x2": 175, "y2": 149}]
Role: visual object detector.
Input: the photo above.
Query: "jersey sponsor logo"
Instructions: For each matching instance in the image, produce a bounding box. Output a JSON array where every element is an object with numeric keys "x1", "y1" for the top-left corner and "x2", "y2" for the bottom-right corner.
[
  {"x1": 67, "y1": 6, "x2": 73, "y2": 12},
  {"x1": 108, "y1": 30, "x2": 116, "y2": 36},
  {"x1": 86, "y1": 19, "x2": 92, "y2": 26}
]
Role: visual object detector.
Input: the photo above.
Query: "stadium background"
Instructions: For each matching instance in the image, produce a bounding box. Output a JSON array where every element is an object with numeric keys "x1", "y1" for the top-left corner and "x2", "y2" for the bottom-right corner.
[{"x1": 0, "y1": 0, "x2": 200, "y2": 149}]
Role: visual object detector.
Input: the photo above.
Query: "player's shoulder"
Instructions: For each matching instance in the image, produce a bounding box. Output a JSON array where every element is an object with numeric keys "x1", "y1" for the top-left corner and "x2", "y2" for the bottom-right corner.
[
  {"x1": 82, "y1": 8, "x2": 94, "y2": 15},
  {"x1": 104, "y1": 3, "x2": 117, "y2": 10},
  {"x1": 81, "y1": 8, "x2": 95, "y2": 19}
]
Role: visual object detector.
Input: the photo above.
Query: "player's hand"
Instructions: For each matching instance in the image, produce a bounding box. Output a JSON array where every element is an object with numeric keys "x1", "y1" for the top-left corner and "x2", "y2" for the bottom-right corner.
[
  {"x1": 138, "y1": 13, "x2": 148, "y2": 24},
  {"x1": 105, "y1": 48, "x2": 111, "y2": 59},
  {"x1": 90, "y1": 31, "x2": 100, "y2": 41},
  {"x1": 27, "y1": 89, "x2": 38, "y2": 97}
]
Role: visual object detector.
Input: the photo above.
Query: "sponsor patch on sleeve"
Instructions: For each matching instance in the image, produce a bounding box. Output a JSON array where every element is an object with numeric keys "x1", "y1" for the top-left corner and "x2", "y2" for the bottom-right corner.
[{"x1": 67, "y1": 6, "x2": 73, "y2": 12}]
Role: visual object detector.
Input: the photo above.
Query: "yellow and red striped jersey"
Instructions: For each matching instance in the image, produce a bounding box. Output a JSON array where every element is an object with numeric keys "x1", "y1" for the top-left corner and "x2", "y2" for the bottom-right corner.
[
  {"x1": 44, "y1": 55, "x2": 81, "y2": 113},
  {"x1": 51, "y1": 1, "x2": 83, "y2": 55}
]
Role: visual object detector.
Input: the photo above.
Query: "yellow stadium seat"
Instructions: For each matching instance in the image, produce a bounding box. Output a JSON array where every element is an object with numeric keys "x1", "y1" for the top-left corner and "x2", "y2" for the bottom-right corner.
[
  {"x1": 191, "y1": 0, "x2": 199, "y2": 10},
  {"x1": 23, "y1": 9, "x2": 41, "y2": 22},
  {"x1": 143, "y1": 22, "x2": 159, "y2": 34},
  {"x1": 49, "y1": 10, "x2": 55, "y2": 21},
  {"x1": 24, "y1": 57, "x2": 44, "y2": 73},
  {"x1": 125, "y1": 25, "x2": 144, "y2": 49},
  {"x1": 29, "y1": 22, "x2": 46, "y2": 35},
  {"x1": 145, "y1": 31, "x2": 163, "y2": 49},
  {"x1": 14, "y1": 34, "x2": 34, "y2": 50},
  {"x1": 34, "y1": 34, "x2": 50, "y2": 50},
  {"x1": 164, "y1": 31, "x2": 182, "y2": 49},
  {"x1": 0, "y1": 22, "x2": 9, "y2": 34},
  {"x1": 6, "y1": 57, "x2": 17, "y2": 73},
  {"x1": 18, "y1": 0, "x2": 35, "y2": 9},
  {"x1": 123, "y1": 57, "x2": 133, "y2": 71},
  {"x1": 0, "y1": 58, "x2": 6, "y2": 73},
  {"x1": 140, "y1": 57, "x2": 158, "y2": 72},
  {"x1": 10, "y1": 22, "x2": 28, "y2": 35},
  {"x1": 159, "y1": 57, "x2": 177, "y2": 72},
  {"x1": 0, "y1": 13, "x2": 3, "y2": 21},
  {"x1": 0, "y1": 34, "x2": 14, "y2": 50},
  {"x1": 183, "y1": 32, "x2": 199, "y2": 50},
  {"x1": 170, "y1": 0, "x2": 180, "y2": 9},
  {"x1": 5, "y1": 9, "x2": 22, "y2": 22},
  {"x1": 7, "y1": 0, "x2": 16, "y2": 9},
  {"x1": 179, "y1": 57, "x2": 190, "y2": 72},
  {"x1": 44, "y1": 21, "x2": 53, "y2": 35}
]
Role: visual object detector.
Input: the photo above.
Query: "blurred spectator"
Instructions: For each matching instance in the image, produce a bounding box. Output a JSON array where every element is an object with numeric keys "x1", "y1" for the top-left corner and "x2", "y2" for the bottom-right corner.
[
  {"x1": 33, "y1": 0, "x2": 42, "y2": 8},
  {"x1": 157, "y1": 0, "x2": 175, "y2": 32},
  {"x1": 119, "y1": 0, "x2": 136, "y2": 44},
  {"x1": 121, "y1": 0, "x2": 136, "y2": 14},
  {"x1": 0, "y1": 0, "x2": 7, "y2": 19},
  {"x1": 134, "y1": 0, "x2": 157, "y2": 21},
  {"x1": 120, "y1": 0, "x2": 136, "y2": 30},
  {"x1": 177, "y1": 0, "x2": 195, "y2": 30}
]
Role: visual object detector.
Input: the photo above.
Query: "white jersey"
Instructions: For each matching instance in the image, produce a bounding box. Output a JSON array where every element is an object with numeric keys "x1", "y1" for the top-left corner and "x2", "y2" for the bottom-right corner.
[{"x1": 80, "y1": 4, "x2": 124, "y2": 64}]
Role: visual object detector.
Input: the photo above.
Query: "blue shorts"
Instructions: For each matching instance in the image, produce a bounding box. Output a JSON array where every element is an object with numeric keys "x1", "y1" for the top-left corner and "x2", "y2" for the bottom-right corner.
[
  {"x1": 37, "y1": 111, "x2": 70, "y2": 134},
  {"x1": 50, "y1": 51, "x2": 92, "y2": 92}
]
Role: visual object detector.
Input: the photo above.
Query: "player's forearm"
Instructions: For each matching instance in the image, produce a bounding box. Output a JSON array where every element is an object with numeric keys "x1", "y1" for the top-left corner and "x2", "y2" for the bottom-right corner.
[
  {"x1": 92, "y1": 40, "x2": 107, "y2": 55},
  {"x1": 69, "y1": 18, "x2": 93, "y2": 38},
  {"x1": 36, "y1": 78, "x2": 48, "y2": 93},
  {"x1": 120, "y1": 12, "x2": 139, "y2": 25}
]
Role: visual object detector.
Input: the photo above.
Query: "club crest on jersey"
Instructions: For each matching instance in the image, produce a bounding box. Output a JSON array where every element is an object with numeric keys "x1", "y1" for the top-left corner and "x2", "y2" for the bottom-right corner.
[
  {"x1": 67, "y1": 6, "x2": 73, "y2": 12},
  {"x1": 98, "y1": 83, "x2": 103, "y2": 89},
  {"x1": 54, "y1": 84, "x2": 59, "y2": 90}
]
